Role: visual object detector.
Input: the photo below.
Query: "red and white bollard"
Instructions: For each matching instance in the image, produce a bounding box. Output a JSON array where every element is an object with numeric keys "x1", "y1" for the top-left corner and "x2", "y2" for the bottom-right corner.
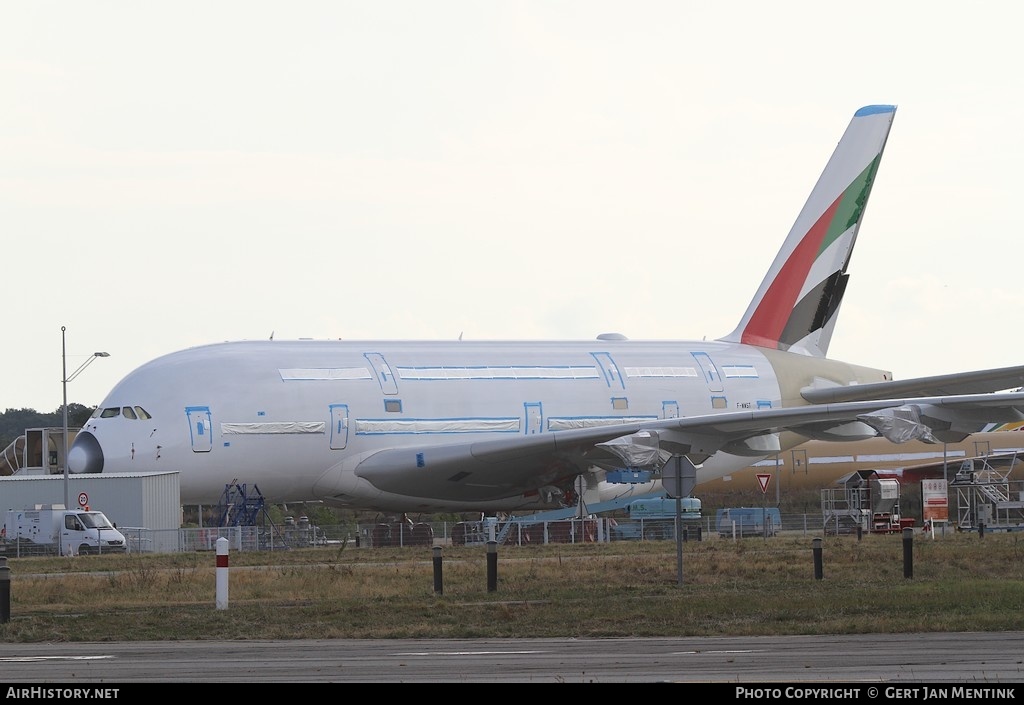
[{"x1": 216, "y1": 537, "x2": 229, "y2": 610}]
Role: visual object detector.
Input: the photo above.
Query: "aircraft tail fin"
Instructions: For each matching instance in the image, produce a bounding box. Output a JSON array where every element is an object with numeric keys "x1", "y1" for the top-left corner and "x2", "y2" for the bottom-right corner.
[{"x1": 719, "y1": 104, "x2": 897, "y2": 357}]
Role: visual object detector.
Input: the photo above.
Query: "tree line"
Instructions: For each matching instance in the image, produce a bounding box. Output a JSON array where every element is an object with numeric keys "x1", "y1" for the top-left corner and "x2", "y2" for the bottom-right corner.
[{"x1": 0, "y1": 404, "x2": 95, "y2": 451}]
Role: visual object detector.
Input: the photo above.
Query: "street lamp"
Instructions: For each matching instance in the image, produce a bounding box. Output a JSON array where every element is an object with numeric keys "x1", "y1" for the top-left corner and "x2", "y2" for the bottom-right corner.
[{"x1": 61, "y1": 325, "x2": 110, "y2": 513}]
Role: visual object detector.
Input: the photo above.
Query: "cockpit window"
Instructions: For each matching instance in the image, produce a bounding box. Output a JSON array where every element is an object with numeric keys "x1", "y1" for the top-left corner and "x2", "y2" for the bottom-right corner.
[{"x1": 94, "y1": 405, "x2": 152, "y2": 420}]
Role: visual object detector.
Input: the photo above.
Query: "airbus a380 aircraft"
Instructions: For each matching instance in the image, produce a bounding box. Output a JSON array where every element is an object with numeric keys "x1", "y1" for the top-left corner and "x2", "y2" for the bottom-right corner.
[
  {"x1": 68, "y1": 105, "x2": 1024, "y2": 513},
  {"x1": 615, "y1": 427, "x2": 1024, "y2": 502}
]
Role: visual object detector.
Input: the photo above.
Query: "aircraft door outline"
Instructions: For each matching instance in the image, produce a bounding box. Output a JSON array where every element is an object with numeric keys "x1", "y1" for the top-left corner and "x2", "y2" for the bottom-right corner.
[
  {"x1": 364, "y1": 353, "x2": 399, "y2": 395},
  {"x1": 524, "y1": 402, "x2": 543, "y2": 435},
  {"x1": 590, "y1": 352, "x2": 625, "y2": 390},
  {"x1": 185, "y1": 406, "x2": 213, "y2": 453},
  {"x1": 662, "y1": 401, "x2": 679, "y2": 419},
  {"x1": 790, "y1": 447, "x2": 808, "y2": 476},
  {"x1": 691, "y1": 351, "x2": 724, "y2": 392},
  {"x1": 329, "y1": 404, "x2": 349, "y2": 450}
]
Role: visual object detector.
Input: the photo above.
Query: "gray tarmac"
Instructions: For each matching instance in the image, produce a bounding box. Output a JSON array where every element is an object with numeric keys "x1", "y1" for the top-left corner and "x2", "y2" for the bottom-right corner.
[{"x1": 0, "y1": 632, "x2": 1022, "y2": 684}]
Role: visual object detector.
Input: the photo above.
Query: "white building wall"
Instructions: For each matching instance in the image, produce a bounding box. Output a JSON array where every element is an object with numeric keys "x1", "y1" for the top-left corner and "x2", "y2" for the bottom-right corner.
[{"x1": 0, "y1": 472, "x2": 181, "y2": 552}]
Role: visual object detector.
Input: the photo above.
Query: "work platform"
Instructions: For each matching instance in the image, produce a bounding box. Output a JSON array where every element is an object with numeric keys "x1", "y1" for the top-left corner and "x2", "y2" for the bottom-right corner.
[
  {"x1": 821, "y1": 472, "x2": 911, "y2": 535},
  {"x1": 821, "y1": 453, "x2": 1024, "y2": 534},
  {"x1": 951, "y1": 457, "x2": 1024, "y2": 532},
  {"x1": 0, "y1": 427, "x2": 76, "y2": 477}
]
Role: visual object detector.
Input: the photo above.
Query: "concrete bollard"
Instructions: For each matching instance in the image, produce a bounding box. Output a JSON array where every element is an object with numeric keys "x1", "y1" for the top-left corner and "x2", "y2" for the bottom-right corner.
[
  {"x1": 216, "y1": 537, "x2": 229, "y2": 610},
  {"x1": 0, "y1": 556, "x2": 10, "y2": 623},
  {"x1": 812, "y1": 537, "x2": 823, "y2": 580},
  {"x1": 432, "y1": 546, "x2": 443, "y2": 595},
  {"x1": 486, "y1": 540, "x2": 498, "y2": 592},
  {"x1": 902, "y1": 527, "x2": 913, "y2": 579}
]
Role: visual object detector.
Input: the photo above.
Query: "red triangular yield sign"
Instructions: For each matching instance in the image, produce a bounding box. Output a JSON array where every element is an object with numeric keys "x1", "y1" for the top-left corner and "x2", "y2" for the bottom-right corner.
[{"x1": 756, "y1": 473, "x2": 771, "y2": 494}]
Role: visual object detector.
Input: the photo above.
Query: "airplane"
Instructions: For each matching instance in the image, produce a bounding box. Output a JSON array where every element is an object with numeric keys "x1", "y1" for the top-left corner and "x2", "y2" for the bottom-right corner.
[
  {"x1": 593, "y1": 425, "x2": 1024, "y2": 505},
  {"x1": 65, "y1": 104, "x2": 1024, "y2": 514},
  {"x1": 745, "y1": 425, "x2": 1024, "y2": 490}
]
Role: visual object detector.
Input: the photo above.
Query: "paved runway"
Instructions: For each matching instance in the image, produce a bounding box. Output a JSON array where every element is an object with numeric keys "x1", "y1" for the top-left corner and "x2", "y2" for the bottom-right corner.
[{"x1": 0, "y1": 632, "x2": 1022, "y2": 684}]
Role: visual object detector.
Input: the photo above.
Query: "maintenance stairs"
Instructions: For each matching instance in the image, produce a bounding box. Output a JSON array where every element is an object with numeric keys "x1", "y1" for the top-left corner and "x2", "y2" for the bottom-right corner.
[
  {"x1": 952, "y1": 457, "x2": 1024, "y2": 531},
  {"x1": 213, "y1": 480, "x2": 305, "y2": 549}
]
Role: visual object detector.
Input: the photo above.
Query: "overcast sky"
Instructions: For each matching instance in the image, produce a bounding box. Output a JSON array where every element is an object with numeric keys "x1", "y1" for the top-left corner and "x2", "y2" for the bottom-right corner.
[{"x1": 3, "y1": 2, "x2": 1022, "y2": 412}]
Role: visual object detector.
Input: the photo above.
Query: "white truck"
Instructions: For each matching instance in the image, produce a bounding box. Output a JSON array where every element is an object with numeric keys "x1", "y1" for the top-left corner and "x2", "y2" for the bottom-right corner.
[{"x1": 1, "y1": 504, "x2": 128, "y2": 556}]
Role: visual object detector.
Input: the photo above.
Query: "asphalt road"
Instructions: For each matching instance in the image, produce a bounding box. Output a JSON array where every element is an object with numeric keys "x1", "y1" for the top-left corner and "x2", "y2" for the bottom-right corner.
[{"x1": 0, "y1": 632, "x2": 1022, "y2": 684}]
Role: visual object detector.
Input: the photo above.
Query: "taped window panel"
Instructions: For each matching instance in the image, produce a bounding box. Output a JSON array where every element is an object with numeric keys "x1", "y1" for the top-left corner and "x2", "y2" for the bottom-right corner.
[
  {"x1": 547, "y1": 416, "x2": 657, "y2": 431},
  {"x1": 396, "y1": 366, "x2": 599, "y2": 380},
  {"x1": 624, "y1": 367, "x2": 699, "y2": 378},
  {"x1": 221, "y1": 422, "x2": 326, "y2": 435},
  {"x1": 722, "y1": 365, "x2": 759, "y2": 378},
  {"x1": 280, "y1": 368, "x2": 372, "y2": 381},
  {"x1": 355, "y1": 418, "x2": 521, "y2": 435}
]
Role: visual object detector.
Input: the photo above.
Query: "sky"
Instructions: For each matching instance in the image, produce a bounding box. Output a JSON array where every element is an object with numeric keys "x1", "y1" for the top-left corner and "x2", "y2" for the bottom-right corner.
[{"x1": 3, "y1": 2, "x2": 1022, "y2": 413}]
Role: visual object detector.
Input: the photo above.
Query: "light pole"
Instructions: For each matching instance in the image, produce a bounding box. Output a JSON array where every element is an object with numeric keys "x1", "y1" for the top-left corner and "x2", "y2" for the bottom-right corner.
[{"x1": 61, "y1": 326, "x2": 110, "y2": 513}]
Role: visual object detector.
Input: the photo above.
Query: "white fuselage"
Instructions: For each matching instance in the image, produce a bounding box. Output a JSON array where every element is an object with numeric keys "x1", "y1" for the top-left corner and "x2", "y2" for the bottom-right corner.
[{"x1": 70, "y1": 338, "x2": 886, "y2": 512}]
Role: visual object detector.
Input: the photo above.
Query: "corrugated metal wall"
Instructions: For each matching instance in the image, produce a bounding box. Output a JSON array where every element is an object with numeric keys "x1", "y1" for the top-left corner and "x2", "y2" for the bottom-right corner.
[{"x1": 0, "y1": 472, "x2": 180, "y2": 533}]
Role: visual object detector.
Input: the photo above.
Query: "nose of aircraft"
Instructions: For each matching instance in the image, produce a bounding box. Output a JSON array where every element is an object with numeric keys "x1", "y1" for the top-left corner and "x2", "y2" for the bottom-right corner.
[{"x1": 68, "y1": 431, "x2": 104, "y2": 474}]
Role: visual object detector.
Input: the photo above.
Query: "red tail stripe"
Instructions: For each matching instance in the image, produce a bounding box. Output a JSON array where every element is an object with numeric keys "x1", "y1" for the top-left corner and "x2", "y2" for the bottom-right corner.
[{"x1": 740, "y1": 194, "x2": 843, "y2": 347}]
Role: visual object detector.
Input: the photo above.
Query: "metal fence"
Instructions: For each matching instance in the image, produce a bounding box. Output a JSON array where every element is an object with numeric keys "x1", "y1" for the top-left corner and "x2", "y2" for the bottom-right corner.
[{"x1": 103, "y1": 514, "x2": 829, "y2": 554}]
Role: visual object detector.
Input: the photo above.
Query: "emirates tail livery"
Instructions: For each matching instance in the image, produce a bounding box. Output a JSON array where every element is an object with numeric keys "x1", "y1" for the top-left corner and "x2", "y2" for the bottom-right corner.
[{"x1": 69, "y1": 105, "x2": 1024, "y2": 512}]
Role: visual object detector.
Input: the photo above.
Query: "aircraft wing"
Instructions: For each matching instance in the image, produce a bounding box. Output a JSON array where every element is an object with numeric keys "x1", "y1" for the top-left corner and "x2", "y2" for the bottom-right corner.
[
  {"x1": 351, "y1": 390, "x2": 1024, "y2": 503},
  {"x1": 801, "y1": 364, "x2": 1024, "y2": 404}
]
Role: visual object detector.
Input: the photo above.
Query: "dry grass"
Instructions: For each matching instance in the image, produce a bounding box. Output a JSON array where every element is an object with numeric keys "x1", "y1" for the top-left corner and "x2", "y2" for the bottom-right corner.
[{"x1": 1, "y1": 531, "x2": 1022, "y2": 642}]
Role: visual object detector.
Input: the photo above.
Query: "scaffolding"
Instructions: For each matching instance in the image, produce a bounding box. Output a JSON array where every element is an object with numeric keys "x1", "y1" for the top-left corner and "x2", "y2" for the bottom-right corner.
[
  {"x1": 211, "y1": 480, "x2": 333, "y2": 548},
  {"x1": 951, "y1": 457, "x2": 1024, "y2": 531},
  {"x1": 821, "y1": 471, "x2": 909, "y2": 535},
  {"x1": 214, "y1": 480, "x2": 293, "y2": 549},
  {"x1": 215, "y1": 480, "x2": 267, "y2": 527}
]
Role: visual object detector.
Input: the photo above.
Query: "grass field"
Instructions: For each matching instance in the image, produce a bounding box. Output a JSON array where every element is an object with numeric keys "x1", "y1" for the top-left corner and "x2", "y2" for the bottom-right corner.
[{"x1": 1, "y1": 531, "x2": 1022, "y2": 643}]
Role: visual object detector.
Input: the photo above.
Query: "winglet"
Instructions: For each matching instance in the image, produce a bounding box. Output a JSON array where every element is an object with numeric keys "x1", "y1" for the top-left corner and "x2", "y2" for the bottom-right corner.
[{"x1": 719, "y1": 104, "x2": 897, "y2": 357}]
